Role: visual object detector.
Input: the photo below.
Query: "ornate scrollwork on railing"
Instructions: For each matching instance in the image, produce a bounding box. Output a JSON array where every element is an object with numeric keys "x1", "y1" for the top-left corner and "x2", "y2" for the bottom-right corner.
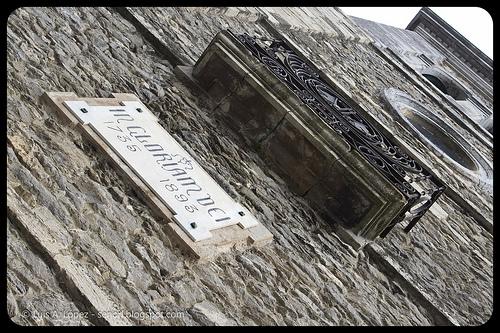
[{"x1": 230, "y1": 31, "x2": 446, "y2": 236}]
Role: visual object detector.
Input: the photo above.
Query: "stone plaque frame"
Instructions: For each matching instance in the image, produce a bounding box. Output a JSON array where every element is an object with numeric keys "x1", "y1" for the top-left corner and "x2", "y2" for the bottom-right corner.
[{"x1": 41, "y1": 91, "x2": 273, "y2": 260}]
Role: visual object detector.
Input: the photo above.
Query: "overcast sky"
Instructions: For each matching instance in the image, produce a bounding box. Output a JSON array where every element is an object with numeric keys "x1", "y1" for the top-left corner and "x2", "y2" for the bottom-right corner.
[{"x1": 340, "y1": 7, "x2": 493, "y2": 59}]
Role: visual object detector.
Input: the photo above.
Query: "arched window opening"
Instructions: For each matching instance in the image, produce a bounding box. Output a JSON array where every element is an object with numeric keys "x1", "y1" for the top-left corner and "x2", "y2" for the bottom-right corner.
[
  {"x1": 422, "y1": 74, "x2": 447, "y2": 94},
  {"x1": 422, "y1": 73, "x2": 468, "y2": 101}
]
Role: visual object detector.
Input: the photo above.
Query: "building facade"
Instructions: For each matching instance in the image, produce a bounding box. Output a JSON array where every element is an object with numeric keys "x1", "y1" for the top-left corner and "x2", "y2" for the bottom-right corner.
[{"x1": 6, "y1": 7, "x2": 493, "y2": 326}]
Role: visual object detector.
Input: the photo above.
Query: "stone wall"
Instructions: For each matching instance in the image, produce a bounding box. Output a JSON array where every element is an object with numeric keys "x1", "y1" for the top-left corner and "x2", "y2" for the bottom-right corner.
[
  {"x1": 7, "y1": 7, "x2": 492, "y2": 326},
  {"x1": 350, "y1": 16, "x2": 445, "y2": 63},
  {"x1": 7, "y1": 218, "x2": 92, "y2": 326},
  {"x1": 351, "y1": 15, "x2": 493, "y2": 124},
  {"x1": 278, "y1": 28, "x2": 492, "y2": 213}
]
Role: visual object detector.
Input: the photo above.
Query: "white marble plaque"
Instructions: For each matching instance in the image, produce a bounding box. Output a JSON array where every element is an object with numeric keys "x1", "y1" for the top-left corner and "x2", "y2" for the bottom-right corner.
[{"x1": 63, "y1": 100, "x2": 259, "y2": 241}]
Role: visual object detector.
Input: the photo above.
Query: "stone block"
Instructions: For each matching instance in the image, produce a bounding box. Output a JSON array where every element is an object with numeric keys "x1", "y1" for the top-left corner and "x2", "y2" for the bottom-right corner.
[
  {"x1": 260, "y1": 112, "x2": 339, "y2": 195},
  {"x1": 305, "y1": 156, "x2": 405, "y2": 239},
  {"x1": 193, "y1": 39, "x2": 250, "y2": 104},
  {"x1": 193, "y1": 33, "x2": 295, "y2": 144},
  {"x1": 215, "y1": 80, "x2": 289, "y2": 144}
]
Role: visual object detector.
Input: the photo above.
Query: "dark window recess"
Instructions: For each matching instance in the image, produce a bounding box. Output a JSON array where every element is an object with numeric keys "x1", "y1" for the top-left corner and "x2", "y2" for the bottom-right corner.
[
  {"x1": 418, "y1": 54, "x2": 434, "y2": 66},
  {"x1": 401, "y1": 109, "x2": 477, "y2": 171},
  {"x1": 422, "y1": 73, "x2": 468, "y2": 101}
]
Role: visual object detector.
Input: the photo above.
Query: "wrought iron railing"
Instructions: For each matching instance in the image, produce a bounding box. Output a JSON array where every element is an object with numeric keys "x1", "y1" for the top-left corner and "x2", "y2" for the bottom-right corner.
[{"x1": 230, "y1": 31, "x2": 446, "y2": 236}]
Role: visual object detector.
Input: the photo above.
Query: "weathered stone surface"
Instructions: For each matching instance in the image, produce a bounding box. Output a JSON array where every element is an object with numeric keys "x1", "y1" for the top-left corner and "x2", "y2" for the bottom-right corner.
[
  {"x1": 7, "y1": 218, "x2": 92, "y2": 326},
  {"x1": 7, "y1": 6, "x2": 492, "y2": 326},
  {"x1": 373, "y1": 195, "x2": 493, "y2": 325},
  {"x1": 125, "y1": 7, "x2": 274, "y2": 66},
  {"x1": 190, "y1": 300, "x2": 238, "y2": 326},
  {"x1": 259, "y1": 114, "x2": 336, "y2": 195}
]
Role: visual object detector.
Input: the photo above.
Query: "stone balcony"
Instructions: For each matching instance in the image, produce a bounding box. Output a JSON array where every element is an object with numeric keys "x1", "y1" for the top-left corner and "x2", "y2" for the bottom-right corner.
[{"x1": 181, "y1": 30, "x2": 445, "y2": 241}]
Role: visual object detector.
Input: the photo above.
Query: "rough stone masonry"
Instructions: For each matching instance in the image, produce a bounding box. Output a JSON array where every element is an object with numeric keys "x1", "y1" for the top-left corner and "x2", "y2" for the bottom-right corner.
[{"x1": 7, "y1": 7, "x2": 492, "y2": 326}]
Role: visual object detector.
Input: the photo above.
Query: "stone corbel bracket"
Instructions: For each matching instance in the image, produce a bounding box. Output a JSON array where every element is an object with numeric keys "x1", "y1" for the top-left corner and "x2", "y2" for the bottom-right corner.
[
  {"x1": 41, "y1": 91, "x2": 273, "y2": 261},
  {"x1": 183, "y1": 30, "x2": 446, "y2": 241}
]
